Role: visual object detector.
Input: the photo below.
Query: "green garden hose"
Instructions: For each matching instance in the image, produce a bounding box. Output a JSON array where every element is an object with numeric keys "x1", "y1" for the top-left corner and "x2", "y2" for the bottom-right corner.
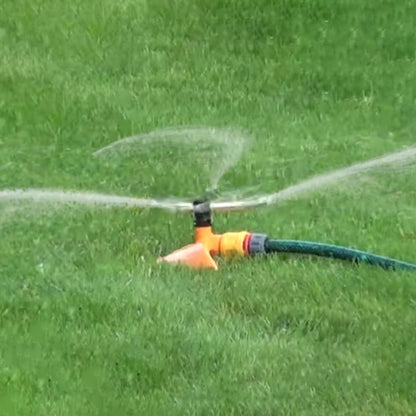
[{"x1": 264, "y1": 239, "x2": 416, "y2": 272}]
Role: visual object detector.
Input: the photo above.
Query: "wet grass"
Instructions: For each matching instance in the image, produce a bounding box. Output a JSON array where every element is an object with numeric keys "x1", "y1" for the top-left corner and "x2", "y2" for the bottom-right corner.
[{"x1": 1, "y1": 0, "x2": 416, "y2": 414}]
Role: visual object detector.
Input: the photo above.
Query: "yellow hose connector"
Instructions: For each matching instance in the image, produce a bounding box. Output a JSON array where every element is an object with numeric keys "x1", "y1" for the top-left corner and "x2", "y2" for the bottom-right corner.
[
  {"x1": 218, "y1": 231, "x2": 249, "y2": 258},
  {"x1": 195, "y1": 226, "x2": 249, "y2": 258}
]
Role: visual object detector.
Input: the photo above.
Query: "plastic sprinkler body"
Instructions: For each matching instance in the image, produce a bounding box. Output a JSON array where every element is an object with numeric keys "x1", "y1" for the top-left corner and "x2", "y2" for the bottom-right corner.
[{"x1": 159, "y1": 199, "x2": 268, "y2": 270}]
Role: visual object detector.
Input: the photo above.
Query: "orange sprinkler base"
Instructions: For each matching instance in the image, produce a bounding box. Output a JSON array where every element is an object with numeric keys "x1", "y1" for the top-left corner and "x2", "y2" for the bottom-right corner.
[{"x1": 158, "y1": 226, "x2": 251, "y2": 270}]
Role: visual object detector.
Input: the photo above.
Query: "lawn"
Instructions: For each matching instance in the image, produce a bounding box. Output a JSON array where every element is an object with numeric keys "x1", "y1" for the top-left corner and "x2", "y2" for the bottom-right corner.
[{"x1": 1, "y1": 0, "x2": 416, "y2": 414}]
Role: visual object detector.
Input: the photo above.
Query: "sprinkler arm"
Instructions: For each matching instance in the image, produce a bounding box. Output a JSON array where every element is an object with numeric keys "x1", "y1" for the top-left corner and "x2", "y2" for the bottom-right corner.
[{"x1": 158, "y1": 200, "x2": 267, "y2": 270}]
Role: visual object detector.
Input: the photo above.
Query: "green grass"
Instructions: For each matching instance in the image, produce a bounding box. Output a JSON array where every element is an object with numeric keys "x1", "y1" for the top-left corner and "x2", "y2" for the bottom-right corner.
[{"x1": 1, "y1": 0, "x2": 416, "y2": 414}]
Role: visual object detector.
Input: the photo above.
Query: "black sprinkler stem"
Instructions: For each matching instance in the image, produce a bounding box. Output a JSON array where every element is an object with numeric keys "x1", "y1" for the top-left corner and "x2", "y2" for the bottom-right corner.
[{"x1": 193, "y1": 199, "x2": 212, "y2": 227}]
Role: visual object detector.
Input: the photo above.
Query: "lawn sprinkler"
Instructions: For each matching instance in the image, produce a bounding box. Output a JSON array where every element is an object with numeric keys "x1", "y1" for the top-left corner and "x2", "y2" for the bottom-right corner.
[
  {"x1": 2, "y1": 188, "x2": 416, "y2": 272},
  {"x1": 159, "y1": 198, "x2": 267, "y2": 270},
  {"x1": 2, "y1": 127, "x2": 416, "y2": 272},
  {"x1": 86, "y1": 125, "x2": 416, "y2": 272},
  {"x1": 159, "y1": 197, "x2": 416, "y2": 272}
]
